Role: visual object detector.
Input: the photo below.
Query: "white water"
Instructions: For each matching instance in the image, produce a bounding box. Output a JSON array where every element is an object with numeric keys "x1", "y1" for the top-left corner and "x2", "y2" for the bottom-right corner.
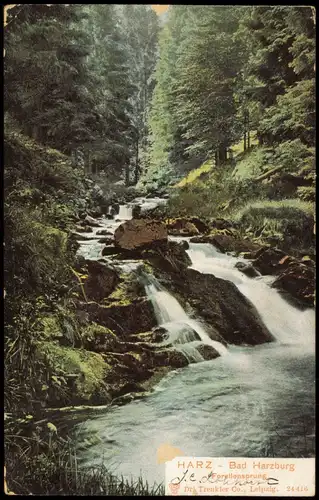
[
  {"x1": 187, "y1": 242, "x2": 315, "y2": 349},
  {"x1": 133, "y1": 196, "x2": 168, "y2": 214},
  {"x1": 76, "y1": 204, "x2": 133, "y2": 261},
  {"x1": 117, "y1": 205, "x2": 133, "y2": 220},
  {"x1": 72, "y1": 199, "x2": 315, "y2": 485},
  {"x1": 144, "y1": 277, "x2": 228, "y2": 357}
]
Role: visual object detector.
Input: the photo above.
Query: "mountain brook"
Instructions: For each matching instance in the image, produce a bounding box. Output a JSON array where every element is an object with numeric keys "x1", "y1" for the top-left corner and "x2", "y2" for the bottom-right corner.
[{"x1": 70, "y1": 198, "x2": 315, "y2": 485}]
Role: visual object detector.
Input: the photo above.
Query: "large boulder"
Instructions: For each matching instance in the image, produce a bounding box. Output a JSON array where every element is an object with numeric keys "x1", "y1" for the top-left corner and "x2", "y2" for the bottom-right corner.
[
  {"x1": 272, "y1": 261, "x2": 315, "y2": 307},
  {"x1": 82, "y1": 215, "x2": 102, "y2": 227},
  {"x1": 166, "y1": 217, "x2": 207, "y2": 236},
  {"x1": 210, "y1": 218, "x2": 234, "y2": 230},
  {"x1": 253, "y1": 247, "x2": 289, "y2": 275},
  {"x1": 82, "y1": 260, "x2": 120, "y2": 301},
  {"x1": 78, "y1": 298, "x2": 157, "y2": 338},
  {"x1": 114, "y1": 219, "x2": 167, "y2": 251},
  {"x1": 142, "y1": 240, "x2": 192, "y2": 273},
  {"x1": 159, "y1": 268, "x2": 274, "y2": 346},
  {"x1": 190, "y1": 233, "x2": 263, "y2": 255}
]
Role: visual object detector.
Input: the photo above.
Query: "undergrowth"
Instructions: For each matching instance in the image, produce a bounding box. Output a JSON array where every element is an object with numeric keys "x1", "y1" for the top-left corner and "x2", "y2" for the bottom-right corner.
[
  {"x1": 5, "y1": 420, "x2": 164, "y2": 496},
  {"x1": 165, "y1": 141, "x2": 315, "y2": 254},
  {"x1": 232, "y1": 199, "x2": 315, "y2": 255}
]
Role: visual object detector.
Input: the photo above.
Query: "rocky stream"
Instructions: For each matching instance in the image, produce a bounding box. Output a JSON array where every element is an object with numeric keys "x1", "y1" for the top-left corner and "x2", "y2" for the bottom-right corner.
[{"x1": 56, "y1": 196, "x2": 315, "y2": 486}]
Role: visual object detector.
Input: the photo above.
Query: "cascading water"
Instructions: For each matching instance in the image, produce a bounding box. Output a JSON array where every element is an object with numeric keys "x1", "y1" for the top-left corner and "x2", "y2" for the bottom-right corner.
[
  {"x1": 186, "y1": 242, "x2": 315, "y2": 348},
  {"x1": 71, "y1": 198, "x2": 315, "y2": 486},
  {"x1": 76, "y1": 203, "x2": 134, "y2": 261},
  {"x1": 117, "y1": 205, "x2": 133, "y2": 220},
  {"x1": 144, "y1": 275, "x2": 228, "y2": 357}
]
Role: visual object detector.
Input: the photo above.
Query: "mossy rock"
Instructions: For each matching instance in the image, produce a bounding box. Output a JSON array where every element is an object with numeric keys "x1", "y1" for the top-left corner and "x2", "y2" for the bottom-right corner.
[
  {"x1": 81, "y1": 260, "x2": 120, "y2": 302},
  {"x1": 79, "y1": 298, "x2": 157, "y2": 338},
  {"x1": 38, "y1": 315, "x2": 63, "y2": 340},
  {"x1": 81, "y1": 323, "x2": 119, "y2": 352},
  {"x1": 37, "y1": 308, "x2": 81, "y2": 346},
  {"x1": 143, "y1": 240, "x2": 191, "y2": 273},
  {"x1": 36, "y1": 341, "x2": 112, "y2": 405},
  {"x1": 158, "y1": 267, "x2": 274, "y2": 346},
  {"x1": 190, "y1": 233, "x2": 262, "y2": 255},
  {"x1": 33, "y1": 223, "x2": 68, "y2": 256},
  {"x1": 106, "y1": 270, "x2": 146, "y2": 305}
]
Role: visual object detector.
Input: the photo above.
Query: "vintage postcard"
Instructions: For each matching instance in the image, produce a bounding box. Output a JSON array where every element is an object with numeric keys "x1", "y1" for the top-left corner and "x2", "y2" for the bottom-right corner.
[{"x1": 4, "y1": 4, "x2": 315, "y2": 496}]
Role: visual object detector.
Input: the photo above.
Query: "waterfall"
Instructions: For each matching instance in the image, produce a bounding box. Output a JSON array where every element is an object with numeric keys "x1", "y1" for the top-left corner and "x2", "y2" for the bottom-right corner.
[
  {"x1": 144, "y1": 275, "x2": 228, "y2": 359},
  {"x1": 74, "y1": 199, "x2": 315, "y2": 482},
  {"x1": 118, "y1": 205, "x2": 133, "y2": 220},
  {"x1": 187, "y1": 242, "x2": 315, "y2": 348}
]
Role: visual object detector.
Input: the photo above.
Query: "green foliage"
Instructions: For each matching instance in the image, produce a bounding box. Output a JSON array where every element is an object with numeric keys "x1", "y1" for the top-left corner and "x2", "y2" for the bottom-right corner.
[
  {"x1": 4, "y1": 5, "x2": 159, "y2": 180},
  {"x1": 167, "y1": 162, "x2": 269, "y2": 219},
  {"x1": 242, "y1": 6, "x2": 315, "y2": 147},
  {"x1": 4, "y1": 125, "x2": 89, "y2": 416},
  {"x1": 232, "y1": 198, "x2": 314, "y2": 254},
  {"x1": 274, "y1": 140, "x2": 314, "y2": 172},
  {"x1": 259, "y1": 79, "x2": 315, "y2": 145},
  {"x1": 5, "y1": 206, "x2": 73, "y2": 302},
  {"x1": 234, "y1": 140, "x2": 314, "y2": 181},
  {"x1": 5, "y1": 429, "x2": 165, "y2": 496},
  {"x1": 143, "y1": 6, "x2": 248, "y2": 188},
  {"x1": 233, "y1": 147, "x2": 273, "y2": 180},
  {"x1": 174, "y1": 159, "x2": 214, "y2": 188},
  {"x1": 174, "y1": 6, "x2": 245, "y2": 156},
  {"x1": 297, "y1": 186, "x2": 315, "y2": 202},
  {"x1": 141, "y1": 6, "x2": 192, "y2": 188},
  {"x1": 4, "y1": 5, "x2": 98, "y2": 153},
  {"x1": 117, "y1": 5, "x2": 160, "y2": 183},
  {"x1": 36, "y1": 342, "x2": 110, "y2": 403}
]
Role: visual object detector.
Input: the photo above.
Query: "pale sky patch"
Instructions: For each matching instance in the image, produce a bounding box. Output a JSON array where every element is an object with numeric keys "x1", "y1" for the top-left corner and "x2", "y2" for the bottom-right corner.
[{"x1": 151, "y1": 5, "x2": 170, "y2": 16}]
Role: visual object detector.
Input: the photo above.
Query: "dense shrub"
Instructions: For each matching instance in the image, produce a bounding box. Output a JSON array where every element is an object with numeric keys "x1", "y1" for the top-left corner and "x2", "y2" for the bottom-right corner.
[
  {"x1": 5, "y1": 425, "x2": 164, "y2": 496},
  {"x1": 233, "y1": 199, "x2": 315, "y2": 254}
]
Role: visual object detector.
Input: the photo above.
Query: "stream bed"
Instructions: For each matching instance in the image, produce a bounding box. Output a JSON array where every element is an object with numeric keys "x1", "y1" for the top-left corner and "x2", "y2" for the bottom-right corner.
[{"x1": 71, "y1": 199, "x2": 315, "y2": 486}]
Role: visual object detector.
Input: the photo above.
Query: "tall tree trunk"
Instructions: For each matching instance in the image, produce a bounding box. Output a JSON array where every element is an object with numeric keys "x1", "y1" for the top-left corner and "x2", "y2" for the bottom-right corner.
[
  {"x1": 32, "y1": 125, "x2": 39, "y2": 141},
  {"x1": 247, "y1": 110, "x2": 251, "y2": 149},
  {"x1": 312, "y1": 7, "x2": 315, "y2": 73},
  {"x1": 134, "y1": 138, "x2": 139, "y2": 185},
  {"x1": 215, "y1": 149, "x2": 220, "y2": 167},
  {"x1": 243, "y1": 109, "x2": 249, "y2": 151},
  {"x1": 84, "y1": 150, "x2": 91, "y2": 174},
  {"x1": 125, "y1": 164, "x2": 130, "y2": 186},
  {"x1": 219, "y1": 145, "x2": 227, "y2": 163}
]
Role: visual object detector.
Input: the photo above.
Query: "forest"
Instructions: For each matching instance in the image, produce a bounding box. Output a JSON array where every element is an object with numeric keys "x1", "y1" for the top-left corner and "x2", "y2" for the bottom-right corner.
[{"x1": 4, "y1": 5, "x2": 315, "y2": 496}]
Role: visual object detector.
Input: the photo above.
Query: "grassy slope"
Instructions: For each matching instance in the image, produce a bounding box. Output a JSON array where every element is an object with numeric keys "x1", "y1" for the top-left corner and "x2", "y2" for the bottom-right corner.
[
  {"x1": 166, "y1": 134, "x2": 315, "y2": 255},
  {"x1": 173, "y1": 131, "x2": 259, "y2": 188}
]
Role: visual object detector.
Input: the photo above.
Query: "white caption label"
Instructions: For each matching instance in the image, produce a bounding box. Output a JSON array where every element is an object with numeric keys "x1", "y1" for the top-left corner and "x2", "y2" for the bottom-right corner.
[{"x1": 165, "y1": 457, "x2": 315, "y2": 496}]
